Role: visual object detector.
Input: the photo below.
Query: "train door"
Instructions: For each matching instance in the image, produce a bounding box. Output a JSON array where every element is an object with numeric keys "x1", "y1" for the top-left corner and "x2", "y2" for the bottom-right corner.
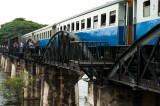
[
  {"x1": 118, "y1": 2, "x2": 127, "y2": 45},
  {"x1": 133, "y1": 0, "x2": 137, "y2": 41}
]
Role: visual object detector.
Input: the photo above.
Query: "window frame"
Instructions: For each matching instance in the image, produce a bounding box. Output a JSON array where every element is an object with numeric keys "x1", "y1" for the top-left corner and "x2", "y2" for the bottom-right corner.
[
  {"x1": 71, "y1": 22, "x2": 75, "y2": 31},
  {"x1": 143, "y1": 0, "x2": 150, "y2": 17},
  {"x1": 101, "y1": 13, "x2": 106, "y2": 26},
  {"x1": 81, "y1": 19, "x2": 85, "y2": 30},
  {"x1": 76, "y1": 21, "x2": 79, "y2": 31},
  {"x1": 87, "y1": 17, "x2": 91, "y2": 29},
  {"x1": 109, "y1": 10, "x2": 116, "y2": 26}
]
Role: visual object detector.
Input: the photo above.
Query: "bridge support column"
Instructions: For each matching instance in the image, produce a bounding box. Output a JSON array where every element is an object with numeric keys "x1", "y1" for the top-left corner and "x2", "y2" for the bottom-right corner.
[
  {"x1": 23, "y1": 61, "x2": 41, "y2": 100},
  {"x1": 4, "y1": 57, "x2": 11, "y2": 73},
  {"x1": 88, "y1": 81, "x2": 160, "y2": 106},
  {"x1": 11, "y1": 59, "x2": 17, "y2": 78},
  {"x1": 40, "y1": 66, "x2": 82, "y2": 106},
  {"x1": 1, "y1": 55, "x2": 6, "y2": 70}
]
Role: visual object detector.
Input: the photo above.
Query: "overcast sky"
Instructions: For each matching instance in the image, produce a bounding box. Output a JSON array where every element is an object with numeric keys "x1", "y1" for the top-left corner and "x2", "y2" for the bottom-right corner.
[{"x1": 0, "y1": 0, "x2": 114, "y2": 25}]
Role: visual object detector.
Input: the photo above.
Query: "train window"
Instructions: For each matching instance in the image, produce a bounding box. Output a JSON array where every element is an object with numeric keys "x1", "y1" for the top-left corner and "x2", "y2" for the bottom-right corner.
[
  {"x1": 40, "y1": 33, "x2": 41, "y2": 40},
  {"x1": 44, "y1": 32, "x2": 45, "y2": 39},
  {"x1": 46, "y1": 32, "x2": 48, "y2": 38},
  {"x1": 101, "y1": 13, "x2": 106, "y2": 26},
  {"x1": 93, "y1": 15, "x2": 98, "y2": 29},
  {"x1": 81, "y1": 19, "x2": 85, "y2": 30},
  {"x1": 37, "y1": 34, "x2": 39, "y2": 40},
  {"x1": 34, "y1": 35, "x2": 36, "y2": 40},
  {"x1": 71, "y1": 23, "x2": 74, "y2": 31},
  {"x1": 76, "y1": 21, "x2": 79, "y2": 31},
  {"x1": 109, "y1": 10, "x2": 116, "y2": 25},
  {"x1": 48, "y1": 31, "x2": 49, "y2": 38},
  {"x1": 50, "y1": 30, "x2": 52, "y2": 37},
  {"x1": 46, "y1": 31, "x2": 48, "y2": 38},
  {"x1": 143, "y1": 0, "x2": 150, "y2": 17},
  {"x1": 67, "y1": 24, "x2": 70, "y2": 31},
  {"x1": 158, "y1": 0, "x2": 160, "y2": 16},
  {"x1": 64, "y1": 25, "x2": 66, "y2": 31},
  {"x1": 87, "y1": 18, "x2": 91, "y2": 29},
  {"x1": 41, "y1": 33, "x2": 43, "y2": 39},
  {"x1": 60, "y1": 26, "x2": 62, "y2": 31}
]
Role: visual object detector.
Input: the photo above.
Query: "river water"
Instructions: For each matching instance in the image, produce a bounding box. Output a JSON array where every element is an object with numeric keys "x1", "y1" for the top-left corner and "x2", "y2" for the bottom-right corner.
[{"x1": 0, "y1": 68, "x2": 89, "y2": 106}]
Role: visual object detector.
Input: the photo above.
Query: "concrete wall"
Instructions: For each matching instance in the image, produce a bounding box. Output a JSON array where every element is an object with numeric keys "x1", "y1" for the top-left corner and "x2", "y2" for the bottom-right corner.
[{"x1": 88, "y1": 81, "x2": 160, "y2": 106}]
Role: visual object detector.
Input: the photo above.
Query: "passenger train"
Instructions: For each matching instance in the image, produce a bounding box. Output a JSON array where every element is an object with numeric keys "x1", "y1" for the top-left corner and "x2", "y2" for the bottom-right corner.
[{"x1": 22, "y1": 0, "x2": 160, "y2": 47}]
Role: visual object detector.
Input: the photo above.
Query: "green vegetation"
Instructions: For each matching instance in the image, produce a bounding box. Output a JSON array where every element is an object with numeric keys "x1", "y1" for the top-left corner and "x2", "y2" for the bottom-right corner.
[
  {"x1": 0, "y1": 71, "x2": 33, "y2": 105},
  {"x1": 0, "y1": 18, "x2": 47, "y2": 43}
]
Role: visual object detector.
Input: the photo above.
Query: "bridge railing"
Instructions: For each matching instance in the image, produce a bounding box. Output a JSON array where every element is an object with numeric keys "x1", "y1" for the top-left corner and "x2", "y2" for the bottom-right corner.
[
  {"x1": 24, "y1": 46, "x2": 44, "y2": 56},
  {"x1": 70, "y1": 41, "x2": 109, "y2": 64},
  {"x1": 0, "y1": 45, "x2": 8, "y2": 53}
]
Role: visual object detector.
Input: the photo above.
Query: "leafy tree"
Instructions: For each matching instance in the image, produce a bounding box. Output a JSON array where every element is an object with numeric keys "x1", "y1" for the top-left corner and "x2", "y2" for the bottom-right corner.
[
  {"x1": 0, "y1": 18, "x2": 47, "y2": 44},
  {"x1": 0, "y1": 71, "x2": 33, "y2": 105}
]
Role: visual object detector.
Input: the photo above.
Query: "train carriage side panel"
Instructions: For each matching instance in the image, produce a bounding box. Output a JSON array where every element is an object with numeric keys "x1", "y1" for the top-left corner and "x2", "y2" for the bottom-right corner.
[
  {"x1": 118, "y1": 2, "x2": 127, "y2": 45},
  {"x1": 57, "y1": 3, "x2": 121, "y2": 46},
  {"x1": 136, "y1": 0, "x2": 160, "y2": 42}
]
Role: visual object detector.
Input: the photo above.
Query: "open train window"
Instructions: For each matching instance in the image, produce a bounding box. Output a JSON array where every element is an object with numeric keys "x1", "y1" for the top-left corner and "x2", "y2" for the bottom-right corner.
[
  {"x1": 42, "y1": 33, "x2": 43, "y2": 39},
  {"x1": 48, "y1": 31, "x2": 49, "y2": 38},
  {"x1": 64, "y1": 25, "x2": 66, "y2": 31},
  {"x1": 81, "y1": 19, "x2": 85, "y2": 30},
  {"x1": 71, "y1": 23, "x2": 74, "y2": 31},
  {"x1": 60, "y1": 26, "x2": 62, "y2": 31},
  {"x1": 50, "y1": 30, "x2": 52, "y2": 38},
  {"x1": 158, "y1": 0, "x2": 160, "y2": 16},
  {"x1": 143, "y1": 0, "x2": 150, "y2": 17},
  {"x1": 37, "y1": 34, "x2": 39, "y2": 40},
  {"x1": 87, "y1": 18, "x2": 91, "y2": 29},
  {"x1": 40, "y1": 33, "x2": 41, "y2": 40},
  {"x1": 76, "y1": 21, "x2": 79, "y2": 31},
  {"x1": 47, "y1": 31, "x2": 49, "y2": 38},
  {"x1": 67, "y1": 24, "x2": 70, "y2": 31},
  {"x1": 34, "y1": 35, "x2": 36, "y2": 40},
  {"x1": 45, "y1": 32, "x2": 47, "y2": 38},
  {"x1": 44, "y1": 32, "x2": 45, "y2": 39},
  {"x1": 101, "y1": 13, "x2": 106, "y2": 26},
  {"x1": 110, "y1": 10, "x2": 116, "y2": 25},
  {"x1": 93, "y1": 15, "x2": 98, "y2": 29}
]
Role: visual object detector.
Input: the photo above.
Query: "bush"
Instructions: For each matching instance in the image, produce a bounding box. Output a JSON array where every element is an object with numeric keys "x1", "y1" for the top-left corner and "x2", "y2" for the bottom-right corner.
[{"x1": 0, "y1": 71, "x2": 33, "y2": 105}]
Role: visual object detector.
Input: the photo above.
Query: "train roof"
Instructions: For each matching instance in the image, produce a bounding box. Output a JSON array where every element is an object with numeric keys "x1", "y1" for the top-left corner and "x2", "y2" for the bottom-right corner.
[
  {"x1": 22, "y1": 25, "x2": 53, "y2": 37},
  {"x1": 56, "y1": 0, "x2": 124, "y2": 24},
  {"x1": 33, "y1": 25, "x2": 52, "y2": 33},
  {"x1": 23, "y1": 32, "x2": 32, "y2": 38}
]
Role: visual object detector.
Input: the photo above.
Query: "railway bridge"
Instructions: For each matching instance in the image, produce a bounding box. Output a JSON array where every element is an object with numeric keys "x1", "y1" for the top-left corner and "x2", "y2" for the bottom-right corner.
[{"x1": 1, "y1": 24, "x2": 160, "y2": 106}]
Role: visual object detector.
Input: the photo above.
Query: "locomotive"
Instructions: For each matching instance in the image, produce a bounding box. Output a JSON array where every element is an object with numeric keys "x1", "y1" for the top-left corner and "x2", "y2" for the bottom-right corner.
[{"x1": 22, "y1": 0, "x2": 160, "y2": 48}]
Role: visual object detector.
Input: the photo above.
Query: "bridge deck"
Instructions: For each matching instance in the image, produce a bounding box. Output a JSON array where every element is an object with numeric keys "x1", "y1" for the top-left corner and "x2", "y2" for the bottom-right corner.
[{"x1": 78, "y1": 61, "x2": 114, "y2": 67}]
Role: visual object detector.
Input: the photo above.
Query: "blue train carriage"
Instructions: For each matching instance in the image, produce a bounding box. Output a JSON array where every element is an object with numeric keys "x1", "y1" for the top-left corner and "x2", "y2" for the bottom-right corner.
[
  {"x1": 56, "y1": 0, "x2": 127, "y2": 46},
  {"x1": 31, "y1": 25, "x2": 54, "y2": 48},
  {"x1": 22, "y1": 0, "x2": 160, "y2": 48},
  {"x1": 22, "y1": 32, "x2": 33, "y2": 47},
  {"x1": 136, "y1": 0, "x2": 160, "y2": 43}
]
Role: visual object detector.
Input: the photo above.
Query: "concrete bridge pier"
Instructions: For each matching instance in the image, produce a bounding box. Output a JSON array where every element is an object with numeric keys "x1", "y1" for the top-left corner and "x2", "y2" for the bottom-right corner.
[
  {"x1": 38, "y1": 65, "x2": 82, "y2": 106},
  {"x1": 1, "y1": 55, "x2": 6, "y2": 70},
  {"x1": 88, "y1": 81, "x2": 160, "y2": 106},
  {"x1": 5, "y1": 57, "x2": 11, "y2": 73},
  {"x1": 22, "y1": 61, "x2": 41, "y2": 100},
  {"x1": 0, "y1": 55, "x2": 11, "y2": 73}
]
